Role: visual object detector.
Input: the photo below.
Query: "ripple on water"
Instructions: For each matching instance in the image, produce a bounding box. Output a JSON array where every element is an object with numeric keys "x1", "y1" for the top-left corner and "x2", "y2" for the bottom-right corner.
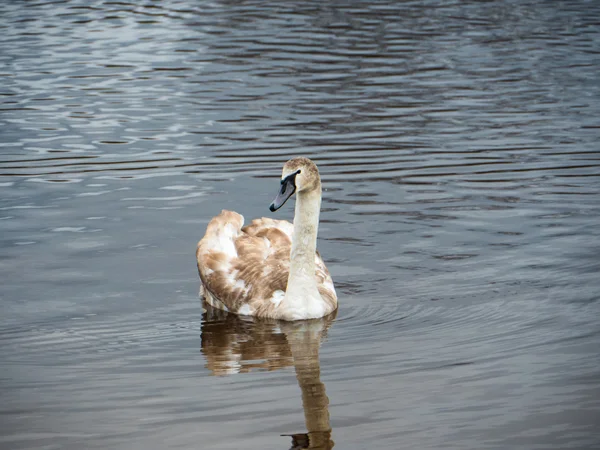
[{"x1": 1, "y1": 0, "x2": 600, "y2": 449}]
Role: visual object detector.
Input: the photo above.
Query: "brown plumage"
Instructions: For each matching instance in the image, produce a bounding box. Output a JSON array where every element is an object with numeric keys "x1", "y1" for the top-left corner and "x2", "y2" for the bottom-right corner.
[{"x1": 196, "y1": 211, "x2": 336, "y2": 318}]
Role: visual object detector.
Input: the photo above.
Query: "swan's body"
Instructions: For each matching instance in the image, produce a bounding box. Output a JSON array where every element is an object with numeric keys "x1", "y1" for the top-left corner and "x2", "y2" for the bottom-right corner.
[{"x1": 196, "y1": 157, "x2": 337, "y2": 321}]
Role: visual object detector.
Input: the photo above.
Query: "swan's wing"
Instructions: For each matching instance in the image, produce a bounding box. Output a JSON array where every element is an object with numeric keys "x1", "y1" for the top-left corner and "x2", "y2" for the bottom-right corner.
[
  {"x1": 242, "y1": 217, "x2": 294, "y2": 240},
  {"x1": 197, "y1": 211, "x2": 292, "y2": 315}
]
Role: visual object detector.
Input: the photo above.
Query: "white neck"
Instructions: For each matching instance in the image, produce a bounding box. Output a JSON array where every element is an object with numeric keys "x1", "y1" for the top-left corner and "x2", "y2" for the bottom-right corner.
[
  {"x1": 290, "y1": 188, "x2": 320, "y2": 280},
  {"x1": 282, "y1": 187, "x2": 325, "y2": 320}
]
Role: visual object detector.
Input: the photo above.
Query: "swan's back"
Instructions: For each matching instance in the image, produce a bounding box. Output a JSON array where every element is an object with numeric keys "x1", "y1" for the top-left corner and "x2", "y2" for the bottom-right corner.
[{"x1": 197, "y1": 210, "x2": 335, "y2": 318}]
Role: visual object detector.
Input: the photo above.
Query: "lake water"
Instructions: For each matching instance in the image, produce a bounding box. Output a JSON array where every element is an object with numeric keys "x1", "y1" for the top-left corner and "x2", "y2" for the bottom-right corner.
[{"x1": 1, "y1": 1, "x2": 599, "y2": 449}]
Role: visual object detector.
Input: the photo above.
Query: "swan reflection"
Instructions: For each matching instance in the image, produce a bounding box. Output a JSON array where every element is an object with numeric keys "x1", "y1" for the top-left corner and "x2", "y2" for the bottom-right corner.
[{"x1": 201, "y1": 304, "x2": 336, "y2": 449}]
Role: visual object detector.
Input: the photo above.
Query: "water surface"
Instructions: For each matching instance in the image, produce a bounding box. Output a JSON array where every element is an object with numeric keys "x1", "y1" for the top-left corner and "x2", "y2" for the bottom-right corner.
[{"x1": 1, "y1": 1, "x2": 600, "y2": 449}]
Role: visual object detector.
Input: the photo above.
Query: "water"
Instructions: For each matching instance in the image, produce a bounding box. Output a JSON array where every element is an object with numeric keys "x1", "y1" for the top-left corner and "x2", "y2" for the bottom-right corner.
[{"x1": 1, "y1": 0, "x2": 599, "y2": 448}]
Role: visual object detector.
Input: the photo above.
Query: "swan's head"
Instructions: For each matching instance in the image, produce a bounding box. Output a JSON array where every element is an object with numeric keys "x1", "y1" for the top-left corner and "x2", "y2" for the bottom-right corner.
[{"x1": 269, "y1": 157, "x2": 320, "y2": 212}]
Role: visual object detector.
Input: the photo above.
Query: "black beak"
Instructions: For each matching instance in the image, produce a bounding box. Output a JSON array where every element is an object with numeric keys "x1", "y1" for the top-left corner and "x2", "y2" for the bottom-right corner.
[{"x1": 269, "y1": 170, "x2": 300, "y2": 212}]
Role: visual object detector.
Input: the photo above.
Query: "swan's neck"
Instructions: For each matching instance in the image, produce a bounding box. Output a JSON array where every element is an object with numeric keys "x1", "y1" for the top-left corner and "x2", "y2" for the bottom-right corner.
[
  {"x1": 283, "y1": 188, "x2": 324, "y2": 319},
  {"x1": 290, "y1": 189, "x2": 320, "y2": 278}
]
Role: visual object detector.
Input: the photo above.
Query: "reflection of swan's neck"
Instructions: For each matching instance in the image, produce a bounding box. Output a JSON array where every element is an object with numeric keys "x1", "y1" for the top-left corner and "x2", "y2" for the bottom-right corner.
[{"x1": 285, "y1": 323, "x2": 332, "y2": 448}]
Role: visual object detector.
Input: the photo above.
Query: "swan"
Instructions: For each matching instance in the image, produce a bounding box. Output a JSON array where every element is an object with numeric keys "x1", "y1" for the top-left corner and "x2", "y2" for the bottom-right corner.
[{"x1": 196, "y1": 157, "x2": 337, "y2": 321}]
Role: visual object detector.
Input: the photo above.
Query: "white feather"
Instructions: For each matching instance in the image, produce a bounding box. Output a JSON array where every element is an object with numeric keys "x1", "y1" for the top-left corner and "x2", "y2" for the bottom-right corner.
[
  {"x1": 270, "y1": 290, "x2": 285, "y2": 307},
  {"x1": 238, "y1": 304, "x2": 253, "y2": 316}
]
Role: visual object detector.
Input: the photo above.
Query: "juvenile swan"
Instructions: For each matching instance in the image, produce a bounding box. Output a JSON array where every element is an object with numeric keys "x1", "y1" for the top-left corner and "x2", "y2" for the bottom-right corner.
[{"x1": 196, "y1": 157, "x2": 337, "y2": 321}]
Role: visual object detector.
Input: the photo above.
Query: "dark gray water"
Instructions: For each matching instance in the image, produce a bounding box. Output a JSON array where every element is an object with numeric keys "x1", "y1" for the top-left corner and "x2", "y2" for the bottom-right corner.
[{"x1": 1, "y1": 1, "x2": 600, "y2": 449}]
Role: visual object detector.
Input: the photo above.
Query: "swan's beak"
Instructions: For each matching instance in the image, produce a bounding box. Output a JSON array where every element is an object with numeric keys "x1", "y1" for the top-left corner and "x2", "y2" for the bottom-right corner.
[{"x1": 269, "y1": 172, "x2": 298, "y2": 212}]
